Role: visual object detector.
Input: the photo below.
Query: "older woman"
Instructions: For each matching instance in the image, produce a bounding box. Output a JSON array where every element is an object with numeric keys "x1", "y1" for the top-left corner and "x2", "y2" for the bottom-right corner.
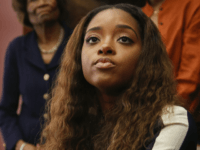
[{"x1": 0, "y1": 0, "x2": 72, "y2": 150}]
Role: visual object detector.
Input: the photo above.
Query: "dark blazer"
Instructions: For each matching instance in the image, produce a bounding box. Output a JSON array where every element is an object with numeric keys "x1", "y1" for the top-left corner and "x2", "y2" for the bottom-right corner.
[{"x1": 0, "y1": 24, "x2": 72, "y2": 150}]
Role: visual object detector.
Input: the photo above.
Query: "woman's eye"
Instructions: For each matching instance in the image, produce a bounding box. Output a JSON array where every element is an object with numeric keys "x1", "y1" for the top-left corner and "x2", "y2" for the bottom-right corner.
[
  {"x1": 118, "y1": 36, "x2": 133, "y2": 44},
  {"x1": 86, "y1": 37, "x2": 100, "y2": 44}
]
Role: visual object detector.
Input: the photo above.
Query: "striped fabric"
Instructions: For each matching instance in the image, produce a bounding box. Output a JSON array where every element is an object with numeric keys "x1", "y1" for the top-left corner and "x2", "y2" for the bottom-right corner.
[{"x1": 146, "y1": 106, "x2": 197, "y2": 150}]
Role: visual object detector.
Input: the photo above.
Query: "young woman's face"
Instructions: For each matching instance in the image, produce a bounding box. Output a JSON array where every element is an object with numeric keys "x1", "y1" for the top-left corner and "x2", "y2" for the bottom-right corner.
[
  {"x1": 81, "y1": 9, "x2": 142, "y2": 94},
  {"x1": 27, "y1": 0, "x2": 60, "y2": 25}
]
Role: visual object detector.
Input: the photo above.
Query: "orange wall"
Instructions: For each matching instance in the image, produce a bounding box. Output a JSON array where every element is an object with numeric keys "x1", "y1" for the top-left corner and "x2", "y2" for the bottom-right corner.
[{"x1": 0, "y1": 1, "x2": 22, "y2": 149}]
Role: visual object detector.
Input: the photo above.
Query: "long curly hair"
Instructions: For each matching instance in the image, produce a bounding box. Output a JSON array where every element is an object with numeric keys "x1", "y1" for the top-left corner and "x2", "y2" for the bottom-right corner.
[
  {"x1": 40, "y1": 3, "x2": 179, "y2": 150},
  {"x1": 12, "y1": 0, "x2": 68, "y2": 27}
]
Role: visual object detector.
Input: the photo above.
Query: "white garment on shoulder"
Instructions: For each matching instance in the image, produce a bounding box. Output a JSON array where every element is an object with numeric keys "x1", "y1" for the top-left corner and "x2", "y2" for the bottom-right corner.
[{"x1": 152, "y1": 106, "x2": 189, "y2": 150}]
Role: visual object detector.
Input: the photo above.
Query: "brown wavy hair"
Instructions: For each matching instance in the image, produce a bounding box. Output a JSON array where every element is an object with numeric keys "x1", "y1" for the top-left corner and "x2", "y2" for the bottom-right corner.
[
  {"x1": 40, "y1": 3, "x2": 179, "y2": 150},
  {"x1": 12, "y1": 0, "x2": 68, "y2": 27}
]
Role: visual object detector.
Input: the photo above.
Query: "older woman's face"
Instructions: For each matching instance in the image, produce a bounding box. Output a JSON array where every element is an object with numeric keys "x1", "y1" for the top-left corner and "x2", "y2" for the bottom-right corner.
[
  {"x1": 27, "y1": 0, "x2": 60, "y2": 25},
  {"x1": 81, "y1": 9, "x2": 142, "y2": 94}
]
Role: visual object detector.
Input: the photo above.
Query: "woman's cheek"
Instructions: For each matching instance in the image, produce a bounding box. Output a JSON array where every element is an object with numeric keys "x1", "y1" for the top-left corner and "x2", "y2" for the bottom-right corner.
[
  {"x1": 50, "y1": 0, "x2": 58, "y2": 9},
  {"x1": 27, "y1": 4, "x2": 37, "y2": 13}
]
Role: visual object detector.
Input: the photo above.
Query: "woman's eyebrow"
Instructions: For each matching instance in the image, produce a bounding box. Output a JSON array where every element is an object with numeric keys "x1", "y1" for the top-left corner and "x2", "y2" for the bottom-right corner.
[
  {"x1": 85, "y1": 25, "x2": 139, "y2": 39},
  {"x1": 116, "y1": 24, "x2": 139, "y2": 39},
  {"x1": 86, "y1": 26, "x2": 102, "y2": 34}
]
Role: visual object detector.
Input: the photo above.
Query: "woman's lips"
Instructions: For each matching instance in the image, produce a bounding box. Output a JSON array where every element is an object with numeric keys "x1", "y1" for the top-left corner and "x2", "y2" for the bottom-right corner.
[
  {"x1": 94, "y1": 58, "x2": 115, "y2": 69},
  {"x1": 36, "y1": 6, "x2": 52, "y2": 16}
]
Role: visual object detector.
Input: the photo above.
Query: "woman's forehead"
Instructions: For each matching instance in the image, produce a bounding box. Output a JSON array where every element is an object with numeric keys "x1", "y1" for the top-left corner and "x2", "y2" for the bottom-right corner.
[
  {"x1": 86, "y1": 9, "x2": 140, "y2": 38},
  {"x1": 87, "y1": 9, "x2": 138, "y2": 29}
]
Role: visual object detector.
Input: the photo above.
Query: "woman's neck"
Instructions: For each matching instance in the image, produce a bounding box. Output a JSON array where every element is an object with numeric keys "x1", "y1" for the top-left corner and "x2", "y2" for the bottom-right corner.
[
  {"x1": 97, "y1": 91, "x2": 121, "y2": 111},
  {"x1": 149, "y1": 0, "x2": 165, "y2": 7},
  {"x1": 148, "y1": 0, "x2": 165, "y2": 26},
  {"x1": 33, "y1": 21, "x2": 62, "y2": 44}
]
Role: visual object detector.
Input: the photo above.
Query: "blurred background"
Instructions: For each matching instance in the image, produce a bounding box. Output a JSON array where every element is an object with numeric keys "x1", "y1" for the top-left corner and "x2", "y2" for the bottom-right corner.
[{"x1": 0, "y1": 1, "x2": 22, "y2": 149}]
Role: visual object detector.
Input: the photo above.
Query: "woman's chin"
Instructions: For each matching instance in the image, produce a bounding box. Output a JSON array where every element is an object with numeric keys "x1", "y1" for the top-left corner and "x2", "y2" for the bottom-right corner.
[{"x1": 93, "y1": 82, "x2": 127, "y2": 96}]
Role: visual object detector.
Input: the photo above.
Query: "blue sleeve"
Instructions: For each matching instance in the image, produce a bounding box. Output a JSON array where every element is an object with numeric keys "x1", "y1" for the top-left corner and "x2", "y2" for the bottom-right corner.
[{"x1": 0, "y1": 37, "x2": 24, "y2": 150}]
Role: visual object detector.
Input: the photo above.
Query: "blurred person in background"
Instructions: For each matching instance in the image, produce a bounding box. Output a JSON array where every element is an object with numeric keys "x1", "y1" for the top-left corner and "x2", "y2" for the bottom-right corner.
[
  {"x1": 0, "y1": 0, "x2": 146, "y2": 149},
  {"x1": 0, "y1": 0, "x2": 72, "y2": 149},
  {"x1": 142, "y1": 0, "x2": 200, "y2": 141}
]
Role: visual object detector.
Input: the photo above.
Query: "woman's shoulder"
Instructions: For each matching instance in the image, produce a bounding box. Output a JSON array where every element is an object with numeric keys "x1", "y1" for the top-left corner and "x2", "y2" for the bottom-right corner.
[
  {"x1": 9, "y1": 35, "x2": 25, "y2": 47},
  {"x1": 8, "y1": 31, "x2": 35, "y2": 52},
  {"x1": 9, "y1": 31, "x2": 34, "y2": 46},
  {"x1": 157, "y1": 105, "x2": 198, "y2": 149},
  {"x1": 161, "y1": 105, "x2": 189, "y2": 125},
  {"x1": 161, "y1": 105, "x2": 197, "y2": 133},
  {"x1": 161, "y1": 105, "x2": 197, "y2": 132},
  {"x1": 147, "y1": 106, "x2": 198, "y2": 150}
]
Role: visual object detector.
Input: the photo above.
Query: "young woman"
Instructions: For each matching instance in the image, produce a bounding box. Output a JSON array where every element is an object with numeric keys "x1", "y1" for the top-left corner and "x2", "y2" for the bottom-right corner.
[
  {"x1": 40, "y1": 4, "x2": 197, "y2": 150},
  {"x1": 0, "y1": 0, "x2": 72, "y2": 150}
]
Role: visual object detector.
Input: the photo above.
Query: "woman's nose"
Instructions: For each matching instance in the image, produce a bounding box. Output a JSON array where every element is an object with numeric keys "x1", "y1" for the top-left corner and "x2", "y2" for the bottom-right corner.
[{"x1": 98, "y1": 44, "x2": 115, "y2": 55}]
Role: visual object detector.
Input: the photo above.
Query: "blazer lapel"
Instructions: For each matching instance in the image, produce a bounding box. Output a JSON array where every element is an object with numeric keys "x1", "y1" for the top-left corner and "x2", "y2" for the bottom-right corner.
[
  {"x1": 25, "y1": 31, "x2": 46, "y2": 71},
  {"x1": 47, "y1": 38, "x2": 66, "y2": 70},
  {"x1": 24, "y1": 24, "x2": 72, "y2": 71},
  {"x1": 47, "y1": 24, "x2": 72, "y2": 70}
]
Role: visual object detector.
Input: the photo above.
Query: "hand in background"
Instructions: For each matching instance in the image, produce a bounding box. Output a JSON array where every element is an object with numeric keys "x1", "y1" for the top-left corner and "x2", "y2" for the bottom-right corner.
[
  {"x1": 15, "y1": 140, "x2": 37, "y2": 150},
  {"x1": 23, "y1": 143, "x2": 37, "y2": 150},
  {"x1": 36, "y1": 143, "x2": 43, "y2": 150}
]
